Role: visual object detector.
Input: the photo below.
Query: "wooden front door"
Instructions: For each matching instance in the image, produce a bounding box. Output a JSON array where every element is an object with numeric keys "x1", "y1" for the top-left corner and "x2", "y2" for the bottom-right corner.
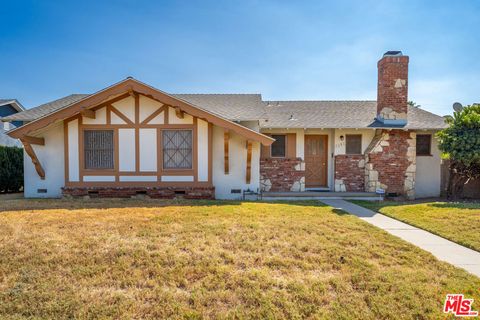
[{"x1": 304, "y1": 135, "x2": 328, "y2": 187}]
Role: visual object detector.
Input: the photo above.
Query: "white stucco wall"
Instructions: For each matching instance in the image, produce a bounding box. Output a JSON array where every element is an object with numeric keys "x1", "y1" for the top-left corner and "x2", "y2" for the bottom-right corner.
[
  {"x1": 83, "y1": 107, "x2": 106, "y2": 125},
  {"x1": 112, "y1": 96, "x2": 135, "y2": 122},
  {"x1": 119, "y1": 129, "x2": 136, "y2": 171},
  {"x1": 333, "y1": 129, "x2": 376, "y2": 155},
  {"x1": 168, "y1": 107, "x2": 193, "y2": 124},
  {"x1": 415, "y1": 131, "x2": 442, "y2": 198},
  {"x1": 139, "y1": 128, "x2": 157, "y2": 171},
  {"x1": 197, "y1": 119, "x2": 209, "y2": 182},
  {"x1": 212, "y1": 125, "x2": 260, "y2": 199},
  {"x1": 139, "y1": 96, "x2": 164, "y2": 123},
  {"x1": 24, "y1": 123, "x2": 65, "y2": 198},
  {"x1": 68, "y1": 119, "x2": 79, "y2": 182}
]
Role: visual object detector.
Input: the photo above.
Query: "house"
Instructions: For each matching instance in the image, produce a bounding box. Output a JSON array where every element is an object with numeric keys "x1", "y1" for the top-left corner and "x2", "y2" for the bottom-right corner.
[
  {"x1": 0, "y1": 99, "x2": 24, "y2": 147},
  {"x1": 2, "y1": 51, "x2": 447, "y2": 199}
]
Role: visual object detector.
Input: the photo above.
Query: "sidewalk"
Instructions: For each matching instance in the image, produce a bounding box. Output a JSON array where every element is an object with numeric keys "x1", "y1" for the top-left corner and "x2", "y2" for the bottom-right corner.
[{"x1": 321, "y1": 199, "x2": 480, "y2": 277}]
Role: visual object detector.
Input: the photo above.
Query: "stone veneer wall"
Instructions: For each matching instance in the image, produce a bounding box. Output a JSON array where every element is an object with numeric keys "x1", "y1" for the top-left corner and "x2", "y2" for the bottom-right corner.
[
  {"x1": 334, "y1": 155, "x2": 365, "y2": 192},
  {"x1": 62, "y1": 187, "x2": 215, "y2": 199},
  {"x1": 260, "y1": 158, "x2": 305, "y2": 192},
  {"x1": 364, "y1": 130, "x2": 416, "y2": 199}
]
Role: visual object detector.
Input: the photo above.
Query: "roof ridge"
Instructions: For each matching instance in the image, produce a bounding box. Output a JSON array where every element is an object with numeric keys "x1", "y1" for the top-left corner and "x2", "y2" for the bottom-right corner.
[
  {"x1": 264, "y1": 100, "x2": 377, "y2": 103},
  {"x1": 173, "y1": 93, "x2": 262, "y2": 96}
]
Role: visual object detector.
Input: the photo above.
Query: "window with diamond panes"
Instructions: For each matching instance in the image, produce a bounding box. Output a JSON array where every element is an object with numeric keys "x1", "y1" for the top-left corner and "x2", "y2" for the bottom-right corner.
[
  {"x1": 163, "y1": 130, "x2": 193, "y2": 169},
  {"x1": 84, "y1": 130, "x2": 114, "y2": 169}
]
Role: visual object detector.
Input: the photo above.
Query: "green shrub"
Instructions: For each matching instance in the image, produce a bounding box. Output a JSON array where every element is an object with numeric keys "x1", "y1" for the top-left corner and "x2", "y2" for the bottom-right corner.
[
  {"x1": 437, "y1": 104, "x2": 480, "y2": 198},
  {"x1": 0, "y1": 146, "x2": 23, "y2": 193}
]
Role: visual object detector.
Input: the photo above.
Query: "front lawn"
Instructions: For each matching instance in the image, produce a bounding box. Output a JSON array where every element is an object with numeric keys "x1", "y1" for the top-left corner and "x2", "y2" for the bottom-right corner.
[
  {"x1": 352, "y1": 201, "x2": 480, "y2": 252},
  {"x1": 0, "y1": 199, "x2": 479, "y2": 319}
]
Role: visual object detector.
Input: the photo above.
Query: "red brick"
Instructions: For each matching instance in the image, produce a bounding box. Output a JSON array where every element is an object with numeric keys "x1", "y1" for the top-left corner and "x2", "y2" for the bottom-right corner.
[
  {"x1": 335, "y1": 155, "x2": 364, "y2": 192},
  {"x1": 260, "y1": 158, "x2": 304, "y2": 192}
]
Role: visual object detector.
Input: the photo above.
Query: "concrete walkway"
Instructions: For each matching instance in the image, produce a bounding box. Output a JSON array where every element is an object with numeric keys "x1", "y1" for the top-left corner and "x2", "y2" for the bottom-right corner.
[{"x1": 321, "y1": 199, "x2": 480, "y2": 277}]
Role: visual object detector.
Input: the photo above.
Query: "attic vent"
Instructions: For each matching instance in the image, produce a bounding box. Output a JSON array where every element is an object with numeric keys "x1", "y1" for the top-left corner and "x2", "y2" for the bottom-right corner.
[
  {"x1": 383, "y1": 51, "x2": 403, "y2": 57},
  {"x1": 87, "y1": 190, "x2": 99, "y2": 198}
]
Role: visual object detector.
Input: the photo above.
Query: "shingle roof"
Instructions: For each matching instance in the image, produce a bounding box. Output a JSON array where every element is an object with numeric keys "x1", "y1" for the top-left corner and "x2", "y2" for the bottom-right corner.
[
  {"x1": 173, "y1": 94, "x2": 267, "y2": 121},
  {"x1": 1, "y1": 94, "x2": 88, "y2": 121},
  {"x1": 2, "y1": 93, "x2": 447, "y2": 130},
  {"x1": 1, "y1": 93, "x2": 265, "y2": 122},
  {"x1": 261, "y1": 101, "x2": 447, "y2": 130}
]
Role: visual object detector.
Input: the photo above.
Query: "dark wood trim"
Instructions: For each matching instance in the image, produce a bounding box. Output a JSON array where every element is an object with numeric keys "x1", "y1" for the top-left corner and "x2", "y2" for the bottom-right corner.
[
  {"x1": 81, "y1": 109, "x2": 95, "y2": 119},
  {"x1": 106, "y1": 105, "x2": 111, "y2": 124},
  {"x1": 66, "y1": 93, "x2": 212, "y2": 186},
  {"x1": 141, "y1": 105, "x2": 167, "y2": 124},
  {"x1": 114, "y1": 128, "x2": 119, "y2": 182},
  {"x1": 8, "y1": 79, "x2": 274, "y2": 145},
  {"x1": 64, "y1": 121, "x2": 69, "y2": 183},
  {"x1": 119, "y1": 171, "x2": 157, "y2": 176},
  {"x1": 193, "y1": 118, "x2": 198, "y2": 181},
  {"x1": 246, "y1": 140, "x2": 252, "y2": 184},
  {"x1": 165, "y1": 105, "x2": 169, "y2": 124},
  {"x1": 21, "y1": 140, "x2": 45, "y2": 179},
  {"x1": 157, "y1": 128, "x2": 162, "y2": 180},
  {"x1": 208, "y1": 123, "x2": 213, "y2": 182},
  {"x1": 286, "y1": 133, "x2": 296, "y2": 158},
  {"x1": 22, "y1": 136, "x2": 45, "y2": 145},
  {"x1": 161, "y1": 169, "x2": 195, "y2": 175},
  {"x1": 74, "y1": 123, "x2": 195, "y2": 129},
  {"x1": 224, "y1": 129, "x2": 229, "y2": 174},
  {"x1": 135, "y1": 95, "x2": 140, "y2": 172},
  {"x1": 175, "y1": 107, "x2": 184, "y2": 119},
  {"x1": 78, "y1": 116, "x2": 84, "y2": 182},
  {"x1": 110, "y1": 104, "x2": 134, "y2": 125}
]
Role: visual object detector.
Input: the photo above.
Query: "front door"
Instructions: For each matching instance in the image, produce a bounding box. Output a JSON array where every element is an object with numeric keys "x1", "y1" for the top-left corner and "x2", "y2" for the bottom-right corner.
[{"x1": 304, "y1": 135, "x2": 328, "y2": 187}]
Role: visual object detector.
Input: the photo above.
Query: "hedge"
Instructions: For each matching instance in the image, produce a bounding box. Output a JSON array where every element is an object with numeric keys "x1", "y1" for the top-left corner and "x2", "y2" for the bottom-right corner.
[{"x1": 0, "y1": 146, "x2": 23, "y2": 193}]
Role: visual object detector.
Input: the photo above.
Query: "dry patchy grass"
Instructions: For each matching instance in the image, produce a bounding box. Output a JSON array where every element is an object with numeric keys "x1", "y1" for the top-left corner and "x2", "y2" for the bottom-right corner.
[
  {"x1": 353, "y1": 201, "x2": 480, "y2": 252},
  {"x1": 0, "y1": 199, "x2": 479, "y2": 319}
]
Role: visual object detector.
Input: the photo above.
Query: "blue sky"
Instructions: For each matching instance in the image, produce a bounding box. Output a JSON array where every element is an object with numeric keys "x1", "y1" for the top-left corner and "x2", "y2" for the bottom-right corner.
[{"x1": 1, "y1": 0, "x2": 479, "y2": 116}]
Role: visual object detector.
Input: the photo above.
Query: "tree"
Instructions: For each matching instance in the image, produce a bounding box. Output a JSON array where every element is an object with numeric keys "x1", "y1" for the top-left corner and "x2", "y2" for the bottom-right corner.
[
  {"x1": 0, "y1": 146, "x2": 23, "y2": 193},
  {"x1": 437, "y1": 104, "x2": 480, "y2": 199},
  {"x1": 408, "y1": 101, "x2": 421, "y2": 108}
]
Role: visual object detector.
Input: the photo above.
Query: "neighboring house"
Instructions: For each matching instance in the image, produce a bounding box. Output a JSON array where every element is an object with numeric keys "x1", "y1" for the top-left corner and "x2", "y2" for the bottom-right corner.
[
  {"x1": 3, "y1": 51, "x2": 447, "y2": 199},
  {"x1": 0, "y1": 99, "x2": 24, "y2": 147}
]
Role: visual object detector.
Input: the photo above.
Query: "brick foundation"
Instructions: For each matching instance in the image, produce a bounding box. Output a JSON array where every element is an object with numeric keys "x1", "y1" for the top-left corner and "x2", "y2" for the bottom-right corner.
[
  {"x1": 260, "y1": 158, "x2": 305, "y2": 192},
  {"x1": 334, "y1": 155, "x2": 365, "y2": 192},
  {"x1": 62, "y1": 186, "x2": 215, "y2": 199}
]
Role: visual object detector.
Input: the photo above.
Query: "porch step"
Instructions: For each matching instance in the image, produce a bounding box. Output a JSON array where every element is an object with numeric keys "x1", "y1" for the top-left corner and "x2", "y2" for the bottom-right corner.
[{"x1": 260, "y1": 191, "x2": 382, "y2": 201}]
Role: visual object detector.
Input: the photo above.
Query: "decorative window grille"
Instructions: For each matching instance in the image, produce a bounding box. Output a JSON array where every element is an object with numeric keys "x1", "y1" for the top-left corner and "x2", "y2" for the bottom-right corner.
[
  {"x1": 163, "y1": 130, "x2": 193, "y2": 169},
  {"x1": 84, "y1": 130, "x2": 114, "y2": 169}
]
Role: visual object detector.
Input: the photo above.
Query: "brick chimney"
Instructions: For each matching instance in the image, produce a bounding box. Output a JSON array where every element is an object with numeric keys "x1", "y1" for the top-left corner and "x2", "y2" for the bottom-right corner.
[{"x1": 377, "y1": 51, "x2": 409, "y2": 125}]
